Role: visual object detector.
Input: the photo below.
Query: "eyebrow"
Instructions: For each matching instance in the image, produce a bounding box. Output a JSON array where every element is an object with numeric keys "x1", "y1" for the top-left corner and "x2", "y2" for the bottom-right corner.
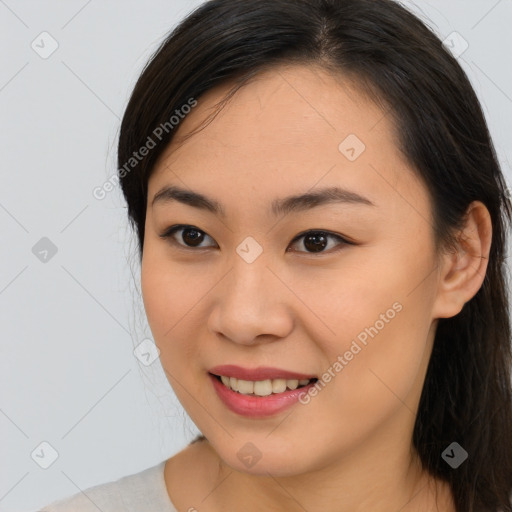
[{"x1": 151, "y1": 185, "x2": 376, "y2": 217}]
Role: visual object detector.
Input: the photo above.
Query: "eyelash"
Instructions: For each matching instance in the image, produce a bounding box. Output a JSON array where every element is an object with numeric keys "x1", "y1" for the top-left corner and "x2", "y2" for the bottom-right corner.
[{"x1": 158, "y1": 224, "x2": 354, "y2": 255}]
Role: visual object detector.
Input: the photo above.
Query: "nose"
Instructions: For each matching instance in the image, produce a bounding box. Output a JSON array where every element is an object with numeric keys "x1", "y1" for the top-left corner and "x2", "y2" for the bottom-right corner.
[{"x1": 207, "y1": 254, "x2": 294, "y2": 346}]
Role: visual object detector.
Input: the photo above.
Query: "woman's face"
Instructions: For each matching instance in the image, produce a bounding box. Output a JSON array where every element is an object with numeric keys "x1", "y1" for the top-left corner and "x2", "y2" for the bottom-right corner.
[{"x1": 141, "y1": 64, "x2": 446, "y2": 477}]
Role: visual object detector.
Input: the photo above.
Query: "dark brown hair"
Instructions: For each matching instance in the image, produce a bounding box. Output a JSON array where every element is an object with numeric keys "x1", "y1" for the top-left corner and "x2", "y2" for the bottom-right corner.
[{"x1": 117, "y1": 0, "x2": 512, "y2": 509}]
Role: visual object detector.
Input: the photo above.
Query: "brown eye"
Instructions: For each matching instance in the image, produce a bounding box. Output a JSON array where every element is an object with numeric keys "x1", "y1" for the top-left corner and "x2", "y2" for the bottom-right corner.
[
  {"x1": 160, "y1": 225, "x2": 351, "y2": 254},
  {"x1": 159, "y1": 225, "x2": 217, "y2": 249},
  {"x1": 180, "y1": 228, "x2": 204, "y2": 246},
  {"x1": 288, "y1": 230, "x2": 350, "y2": 254}
]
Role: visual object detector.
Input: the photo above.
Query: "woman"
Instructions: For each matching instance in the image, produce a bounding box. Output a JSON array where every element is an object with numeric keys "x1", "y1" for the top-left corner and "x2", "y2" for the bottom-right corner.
[{"x1": 41, "y1": 0, "x2": 512, "y2": 510}]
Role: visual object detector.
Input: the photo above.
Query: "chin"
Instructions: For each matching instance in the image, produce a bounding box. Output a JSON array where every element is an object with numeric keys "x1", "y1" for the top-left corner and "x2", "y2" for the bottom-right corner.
[{"x1": 209, "y1": 436, "x2": 312, "y2": 478}]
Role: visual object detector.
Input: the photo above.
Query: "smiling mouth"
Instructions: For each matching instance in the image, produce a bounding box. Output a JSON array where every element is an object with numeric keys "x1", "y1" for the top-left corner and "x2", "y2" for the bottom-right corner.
[{"x1": 210, "y1": 373, "x2": 318, "y2": 397}]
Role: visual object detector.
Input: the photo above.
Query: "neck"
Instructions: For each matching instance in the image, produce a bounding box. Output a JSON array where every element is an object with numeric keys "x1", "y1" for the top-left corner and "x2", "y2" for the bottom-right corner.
[
  {"x1": 199, "y1": 418, "x2": 455, "y2": 512},
  {"x1": 165, "y1": 404, "x2": 455, "y2": 512}
]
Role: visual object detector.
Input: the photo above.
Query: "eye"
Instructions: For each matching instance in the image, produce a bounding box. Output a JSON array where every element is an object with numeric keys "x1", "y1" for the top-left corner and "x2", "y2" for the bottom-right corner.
[
  {"x1": 159, "y1": 225, "x2": 217, "y2": 249},
  {"x1": 287, "y1": 230, "x2": 352, "y2": 254},
  {"x1": 159, "y1": 225, "x2": 353, "y2": 254}
]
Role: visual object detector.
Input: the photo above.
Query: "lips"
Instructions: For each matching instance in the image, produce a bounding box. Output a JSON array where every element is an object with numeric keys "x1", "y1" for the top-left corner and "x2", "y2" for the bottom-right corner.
[
  {"x1": 209, "y1": 373, "x2": 318, "y2": 417},
  {"x1": 208, "y1": 364, "x2": 317, "y2": 381}
]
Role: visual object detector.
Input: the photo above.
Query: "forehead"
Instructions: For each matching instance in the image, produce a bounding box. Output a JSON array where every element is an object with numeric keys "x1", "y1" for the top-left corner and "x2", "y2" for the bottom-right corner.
[
  {"x1": 148, "y1": 64, "x2": 429, "y2": 221},
  {"x1": 154, "y1": 64, "x2": 387, "y2": 167}
]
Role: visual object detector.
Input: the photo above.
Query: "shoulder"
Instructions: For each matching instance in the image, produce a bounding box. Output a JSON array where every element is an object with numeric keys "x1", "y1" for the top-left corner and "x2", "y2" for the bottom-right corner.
[{"x1": 39, "y1": 460, "x2": 176, "y2": 512}]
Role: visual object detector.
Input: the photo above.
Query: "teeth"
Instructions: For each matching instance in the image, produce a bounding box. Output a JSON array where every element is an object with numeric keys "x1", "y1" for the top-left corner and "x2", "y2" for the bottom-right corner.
[
  {"x1": 237, "y1": 379, "x2": 254, "y2": 395},
  {"x1": 218, "y1": 376, "x2": 313, "y2": 396},
  {"x1": 272, "y1": 378, "x2": 287, "y2": 393},
  {"x1": 254, "y1": 380, "x2": 273, "y2": 396},
  {"x1": 287, "y1": 379, "x2": 299, "y2": 390}
]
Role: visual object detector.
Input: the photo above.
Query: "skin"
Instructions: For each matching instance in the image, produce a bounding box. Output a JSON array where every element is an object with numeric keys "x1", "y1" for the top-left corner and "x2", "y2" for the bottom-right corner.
[{"x1": 140, "y1": 64, "x2": 492, "y2": 512}]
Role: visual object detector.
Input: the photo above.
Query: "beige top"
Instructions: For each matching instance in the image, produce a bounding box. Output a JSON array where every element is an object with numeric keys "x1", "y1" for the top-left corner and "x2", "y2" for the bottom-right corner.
[{"x1": 39, "y1": 460, "x2": 178, "y2": 512}]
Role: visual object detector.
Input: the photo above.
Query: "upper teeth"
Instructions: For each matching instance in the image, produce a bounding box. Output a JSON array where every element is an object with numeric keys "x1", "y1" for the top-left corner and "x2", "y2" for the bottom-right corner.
[{"x1": 220, "y1": 376, "x2": 312, "y2": 396}]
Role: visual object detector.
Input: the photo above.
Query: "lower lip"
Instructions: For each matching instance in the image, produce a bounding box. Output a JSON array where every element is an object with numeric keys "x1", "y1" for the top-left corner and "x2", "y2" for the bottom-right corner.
[{"x1": 209, "y1": 373, "x2": 316, "y2": 418}]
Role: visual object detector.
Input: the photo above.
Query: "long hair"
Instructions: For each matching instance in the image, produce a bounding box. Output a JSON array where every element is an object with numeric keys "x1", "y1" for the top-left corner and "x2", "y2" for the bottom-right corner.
[{"x1": 116, "y1": 1, "x2": 512, "y2": 509}]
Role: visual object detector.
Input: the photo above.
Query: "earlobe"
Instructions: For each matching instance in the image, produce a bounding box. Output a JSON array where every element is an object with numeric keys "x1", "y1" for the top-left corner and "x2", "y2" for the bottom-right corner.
[{"x1": 431, "y1": 201, "x2": 492, "y2": 319}]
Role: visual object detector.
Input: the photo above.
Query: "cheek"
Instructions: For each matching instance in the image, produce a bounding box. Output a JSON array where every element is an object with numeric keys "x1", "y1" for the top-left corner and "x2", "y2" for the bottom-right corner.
[
  {"x1": 141, "y1": 251, "x2": 195, "y2": 349},
  {"x1": 140, "y1": 256, "x2": 207, "y2": 417},
  {"x1": 140, "y1": 253, "x2": 170, "y2": 337},
  {"x1": 322, "y1": 287, "x2": 435, "y2": 434},
  {"x1": 141, "y1": 244, "x2": 192, "y2": 328},
  {"x1": 303, "y1": 238, "x2": 436, "y2": 395},
  {"x1": 316, "y1": 307, "x2": 432, "y2": 452}
]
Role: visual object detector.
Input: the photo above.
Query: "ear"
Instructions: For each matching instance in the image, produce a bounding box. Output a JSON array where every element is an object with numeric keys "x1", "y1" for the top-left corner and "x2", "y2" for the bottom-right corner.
[{"x1": 431, "y1": 201, "x2": 492, "y2": 319}]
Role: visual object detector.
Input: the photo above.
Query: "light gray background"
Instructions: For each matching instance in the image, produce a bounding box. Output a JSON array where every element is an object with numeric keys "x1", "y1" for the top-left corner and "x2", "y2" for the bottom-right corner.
[{"x1": 1, "y1": 1, "x2": 511, "y2": 511}]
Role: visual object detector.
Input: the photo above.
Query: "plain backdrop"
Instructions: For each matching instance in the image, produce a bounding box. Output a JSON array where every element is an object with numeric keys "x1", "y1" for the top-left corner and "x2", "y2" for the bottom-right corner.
[{"x1": 1, "y1": 1, "x2": 511, "y2": 511}]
